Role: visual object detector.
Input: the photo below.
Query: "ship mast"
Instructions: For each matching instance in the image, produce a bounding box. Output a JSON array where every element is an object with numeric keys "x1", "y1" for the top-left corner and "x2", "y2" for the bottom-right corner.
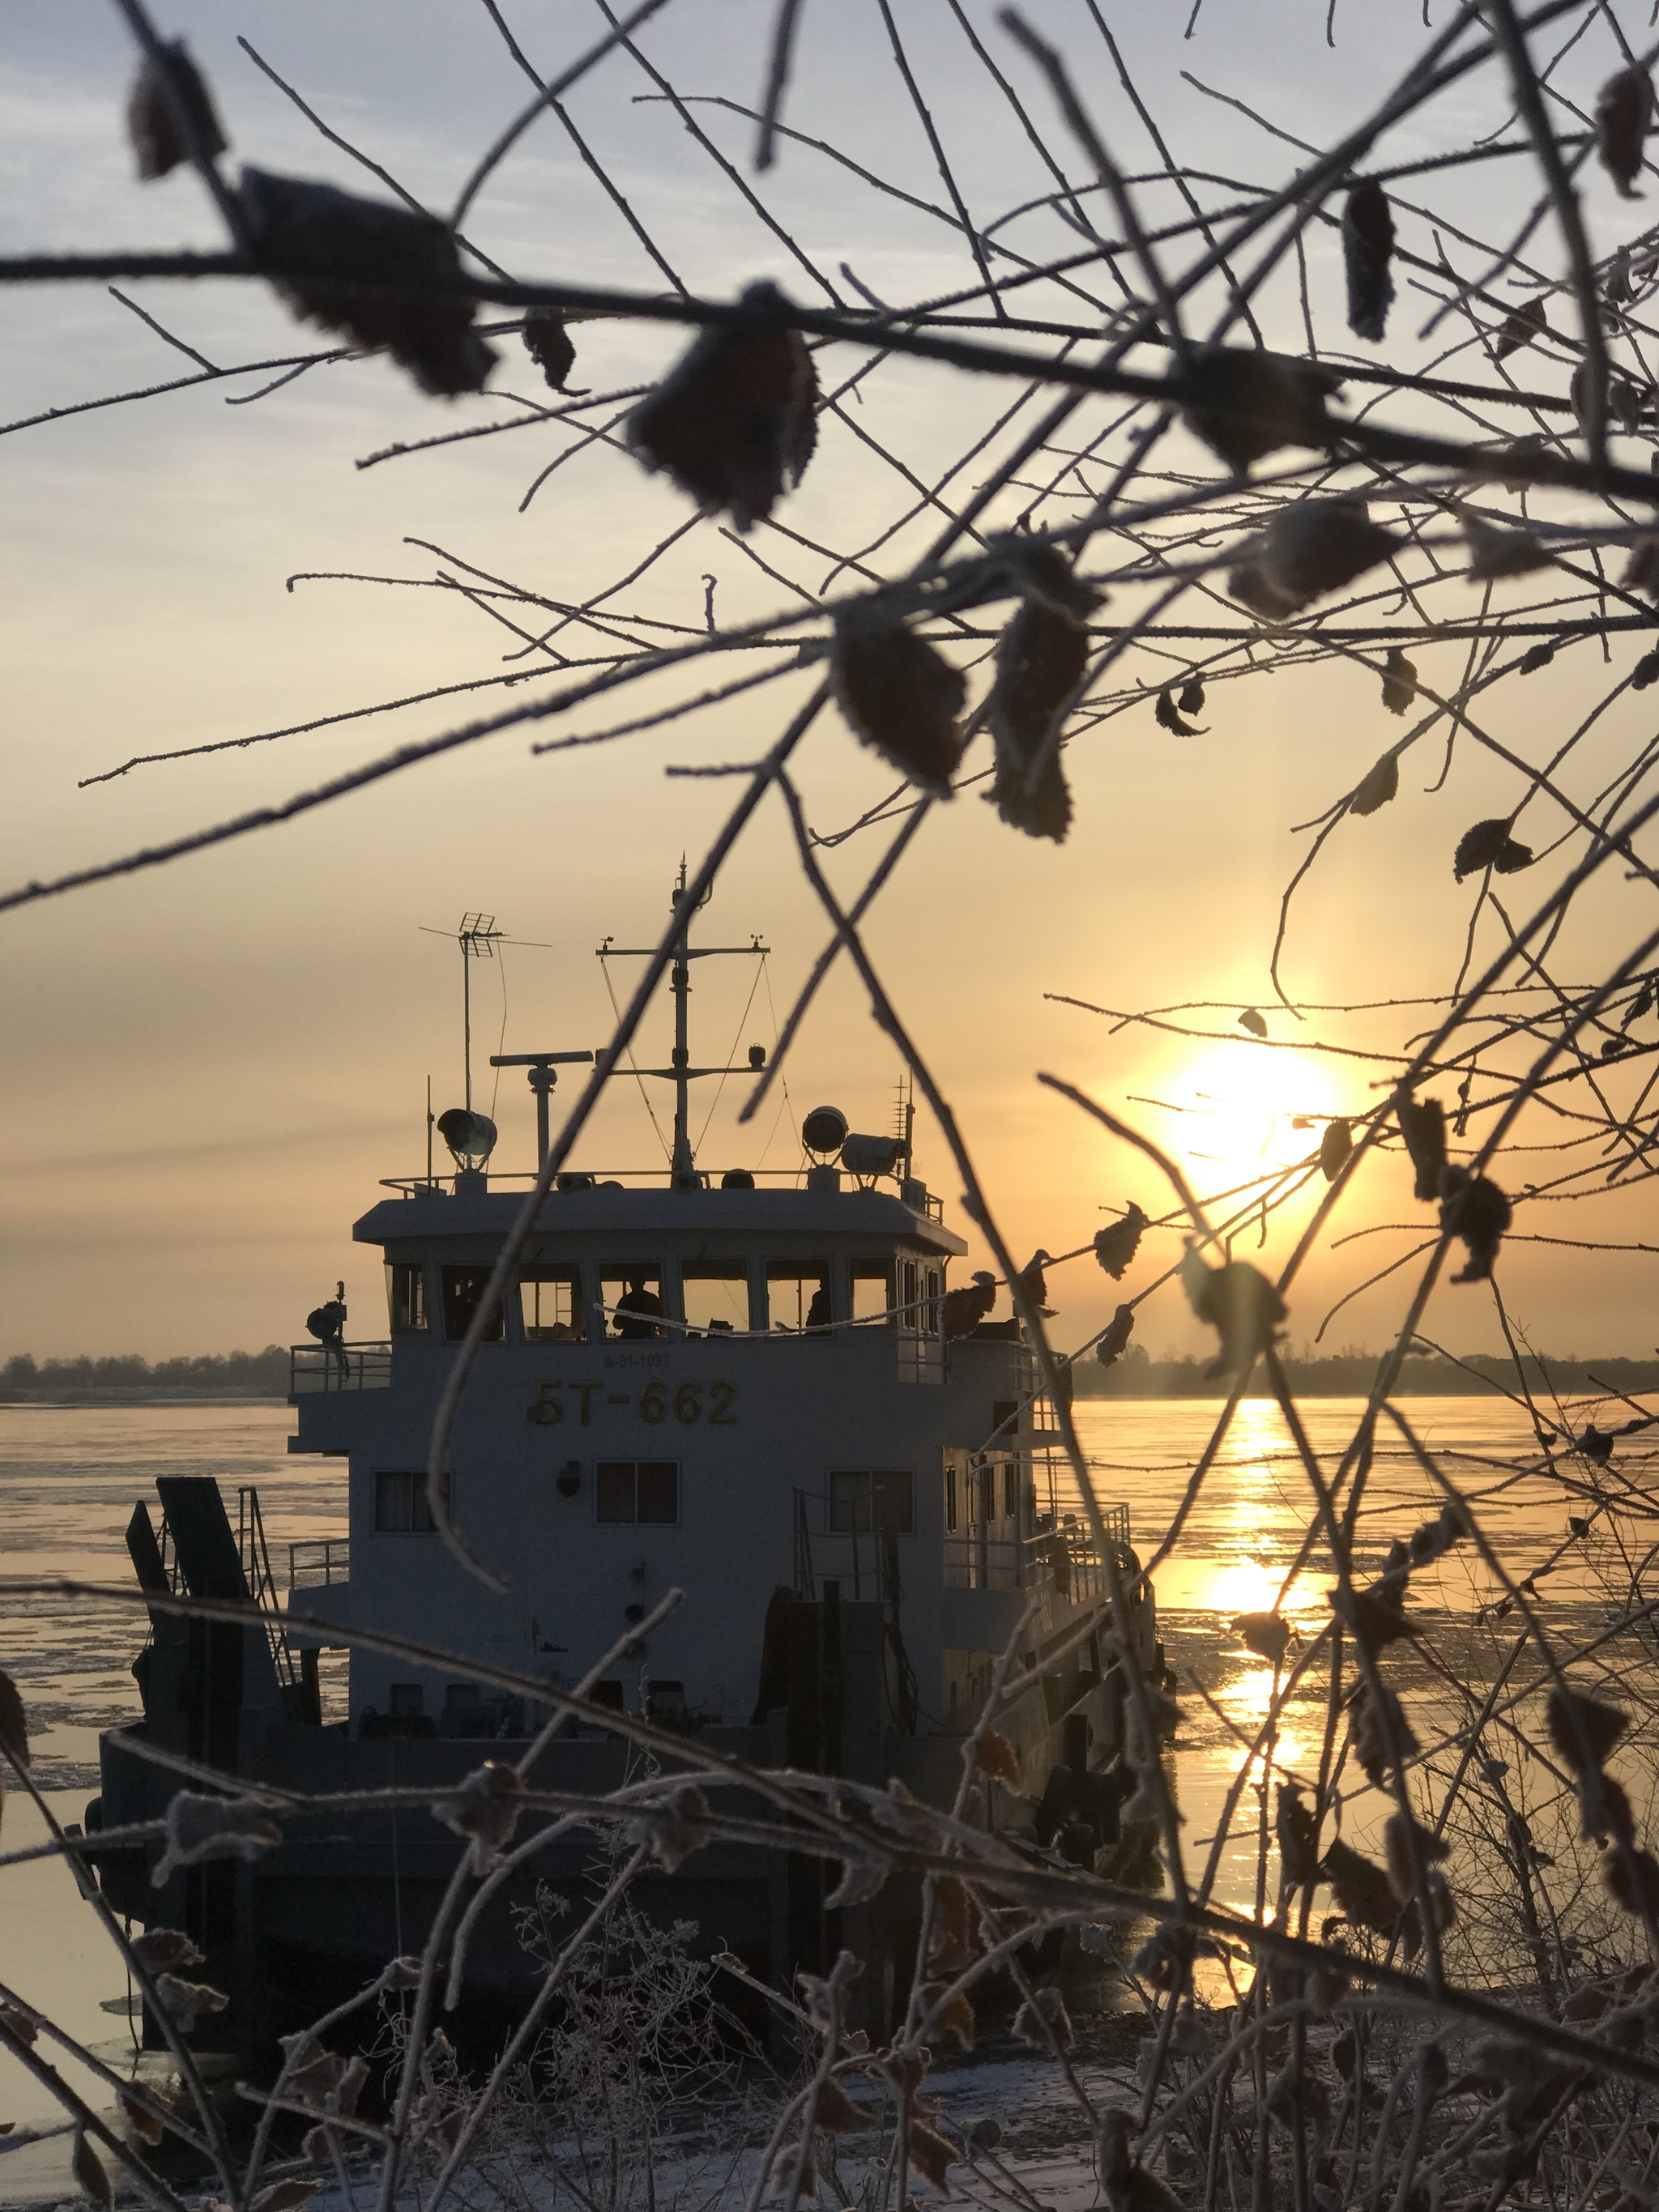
[{"x1": 599, "y1": 861, "x2": 769, "y2": 1189}]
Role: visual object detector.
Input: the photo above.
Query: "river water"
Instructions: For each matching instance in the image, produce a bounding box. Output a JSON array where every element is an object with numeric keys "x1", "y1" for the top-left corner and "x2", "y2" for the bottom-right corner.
[{"x1": 0, "y1": 1395, "x2": 1644, "y2": 2196}]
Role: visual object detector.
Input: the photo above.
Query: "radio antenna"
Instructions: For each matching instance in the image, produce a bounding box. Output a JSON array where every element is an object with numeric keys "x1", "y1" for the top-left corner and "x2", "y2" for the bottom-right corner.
[{"x1": 455, "y1": 913, "x2": 502, "y2": 1108}]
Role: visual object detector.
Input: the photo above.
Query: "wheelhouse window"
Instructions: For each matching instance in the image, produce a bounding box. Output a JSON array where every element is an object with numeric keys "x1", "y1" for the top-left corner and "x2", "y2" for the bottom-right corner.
[
  {"x1": 595, "y1": 1460, "x2": 679, "y2": 1524},
  {"x1": 519, "y1": 1264, "x2": 585, "y2": 1343},
  {"x1": 766, "y1": 1259, "x2": 830, "y2": 1332},
  {"x1": 441, "y1": 1267, "x2": 504, "y2": 1342},
  {"x1": 374, "y1": 1469, "x2": 450, "y2": 1532},
  {"x1": 681, "y1": 1260, "x2": 749, "y2": 1336},
  {"x1": 850, "y1": 1260, "x2": 893, "y2": 1327},
  {"x1": 386, "y1": 1261, "x2": 427, "y2": 1332},
  {"x1": 830, "y1": 1468, "x2": 914, "y2": 1534},
  {"x1": 897, "y1": 1257, "x2": 941, "y2": 1332},
  {"x1": 599, "y1": 1267, "x2": 665, "y2": 1340}
]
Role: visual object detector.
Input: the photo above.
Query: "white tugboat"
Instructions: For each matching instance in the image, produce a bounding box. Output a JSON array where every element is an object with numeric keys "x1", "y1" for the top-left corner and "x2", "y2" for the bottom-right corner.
[{"x1": 91, "y1": 874, "x2": 1162, "y2": 2048}]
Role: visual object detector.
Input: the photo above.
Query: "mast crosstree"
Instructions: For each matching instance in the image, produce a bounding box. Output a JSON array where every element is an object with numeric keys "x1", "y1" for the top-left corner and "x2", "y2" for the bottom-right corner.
[{"x1": 599, "y1": 860, "x2": 769, "y2": 1188}]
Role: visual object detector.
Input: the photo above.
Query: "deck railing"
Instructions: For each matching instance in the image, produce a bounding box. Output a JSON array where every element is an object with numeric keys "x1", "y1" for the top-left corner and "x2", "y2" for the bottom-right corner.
[
  {"x1": 289, "y1": 1538, "x2": 351, "y2": 1589},
  {"x1": 943, "y1": 1500, "x2": 1132, "y2": 1597},
  {"x1": 289, "y1": 1341, "x2": 392, "y2": 1394}
]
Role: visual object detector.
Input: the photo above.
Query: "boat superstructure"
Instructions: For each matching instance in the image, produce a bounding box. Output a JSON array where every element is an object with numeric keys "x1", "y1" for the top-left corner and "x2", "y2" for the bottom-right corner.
[{"x1": 91, "y1": 880, "x2": 1162, "y2": 2049}]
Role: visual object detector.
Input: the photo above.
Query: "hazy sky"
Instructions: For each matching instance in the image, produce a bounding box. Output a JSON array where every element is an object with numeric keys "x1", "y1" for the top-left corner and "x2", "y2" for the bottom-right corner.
[{"x1": 4, "y1": 0, "x2": 1658, "y2": 1367}]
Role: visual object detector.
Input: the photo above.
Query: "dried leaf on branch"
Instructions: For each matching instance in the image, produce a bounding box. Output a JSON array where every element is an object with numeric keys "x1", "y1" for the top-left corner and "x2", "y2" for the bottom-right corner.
[
  {"x1": 1570, "y1": 358, "x2": 1648, "y2": 437},
  {"x1": 432, "y1": 1760, "x2": 525, "y2": 1873},
  {"x1": 1096, "y1": 1303, "x2": 1136, "y2": 1366},
  {"x1": 1331, "y1": 1584, "x2": 1416, "y2": 1655},
  {"x1": 1155, "y1": 687, "x2": 1204, "y2": 735},
  {"x1": 1462, "y1": 514, "x2": 1554, "y2": 582},
  {"x1": 1604, "y1": 1845, "x2": 1659, "y2": 1915},
  {"x1": 0, "y1": 1670, "x2": 28, "y2": 1768},
  {"x1": 1277, "y1": 1781, "x2": 1320, "y2": 1883},
  {"x1": 628, "y1": 1780, "x2": 710, "y2": 1872},
  {"x1": 1381, "y1": 646, "x2": 1417, "y2": 714},
  {"x1": 1350, "y1": 752, "x2": 1400, "y2": 816},
  {"x1": 1439, "y1": 1167, "x2": 1512, "y2": 1283},
  {"x1": 1238, "y1": 1006, "x2": 1268, "y2": 1037},
  {"x1": 239, "y1": 168, "x2": 497, "y2": 398},
  {"x1": 1453, "y1": 818, "x2": 1534, "y2": 880},
  {"x1": 985, "y1": 598, "x2": 1085, "y2": 842},
  {"x1": 1234, "y1": 1611, "x2": 1292, "y2": 1665},
  {"x1": 1094, "y1": 1203, "x2": 1149, "y2": 1280},
  {"x1": 1492, "y1": 295, "x2": 1548, "y2": 360},
  {"x1": 1342, "y1": 181, "x2": 1395, "y2": 342},
  {"x1": 130, "y1": 1927, "x2": 203, "y2": 1972},
  {"x1": 127, "y1": 41, "x2": 227, "y2": 181},
  {"x1": 151, "y1": 1791, "x2": 281, "y2": 1885},
  {"x1": 1397, "y1": 1093, "x2": 1447, "y2": 1199},
  {"x1": 907, "y1": 2121, "x2": 957, "y2": 2191},
  {"x1": 830, "y1": 606, "x2": 966, "y2": 799},
  {"x1": 1180, "y1": 347, "x2": 1343, "y2": 471},
  {"x1": 1350, "y1": 1681, "x2": 1419, "y2": 1781},
  {"x1": 1179, "y1": 1245, "x2": 1286, "y2": 1377},
  {"x1": 809, "y1": 2077, "x2": 864, "y2": 2133},
  {"x1": 118, "y1": 2090, "x2": 164, "y2": 2148},
  {"x1": 627, "y1": 282, "x2": 817, "y2": 531},
  {"x1": 1229, "y1": 498, "x2": 1401, "y2": 621},
  {"x1": 1179, "y1": 679, "x2": 1205, "y2": 716},
  {"x1": 1597, "y1": 66, "x2": 1654, "y2": 198},
  {"x1": 522, "y1": 307, "x2": 576, "y2": 391},
  {"x1": 1624, "y1": 538, "x2": 1659, "y2": 598},
  {"x1": 72, "y1": 2129, "x2": 113, "y2": 2210},
  {"x1": 975, "y1": 1728, "x2": 1021, "y2": 1785},
  {"x1": 1319, "y1": 1118, "x2": 1353, "y2": 1179},
  {"x1": 1321, "y1": 1838, "x2": 1401, "y2": 1936},
  {"x1": 1547, "y1": 1685, "x2": 1630, "y2": 1772}
]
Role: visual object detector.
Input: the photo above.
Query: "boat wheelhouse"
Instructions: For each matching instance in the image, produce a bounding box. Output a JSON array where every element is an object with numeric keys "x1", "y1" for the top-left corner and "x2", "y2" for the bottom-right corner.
[{"x1": 92, "y1": 881, "x2": 1161, "y2": 2048}]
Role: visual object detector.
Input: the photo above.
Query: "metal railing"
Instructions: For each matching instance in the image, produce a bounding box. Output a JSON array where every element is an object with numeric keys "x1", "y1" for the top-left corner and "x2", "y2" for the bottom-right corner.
[
  {"x1": 289, "y1": 1341, "x2": 392, "y2": 1394},
  {"x1": 377, "y1": 1168, "x2": 945, "y2": 1220},
  {"x1": 944, "y1": 1493, "x2": 1132, "y2": 1598},
  {"x1": 289, "y1": 1538, "x2": 350, "y2": 1589}
]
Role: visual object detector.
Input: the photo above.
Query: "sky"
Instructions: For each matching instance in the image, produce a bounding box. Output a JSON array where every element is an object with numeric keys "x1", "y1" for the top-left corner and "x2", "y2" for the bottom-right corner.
[{"x1": 4, "y1": 0, "x2": 1659, "y2": 1367}]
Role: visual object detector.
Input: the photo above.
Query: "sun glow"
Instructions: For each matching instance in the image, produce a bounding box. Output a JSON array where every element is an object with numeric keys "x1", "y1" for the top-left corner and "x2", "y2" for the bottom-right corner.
[{"x1": 1154, "y1": 1040, "x2": 1339, "y2": 1195}]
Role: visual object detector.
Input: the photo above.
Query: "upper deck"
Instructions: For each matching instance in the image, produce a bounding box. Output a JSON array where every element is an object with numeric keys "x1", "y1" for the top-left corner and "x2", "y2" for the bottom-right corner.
[{"x1": 353, "y1": 1173, "x2": 966, "y2": 1257}]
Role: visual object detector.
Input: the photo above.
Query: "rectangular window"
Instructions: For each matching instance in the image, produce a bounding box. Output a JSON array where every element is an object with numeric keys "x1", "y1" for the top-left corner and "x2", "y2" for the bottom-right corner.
[
  {"x1": 595, "y1": 1460, "x2": 680, "y2": 1524},
  {"x1": 830, "y1": 1468, "x2": 914, "y2": 1534},
  {"x1": 1004, "y1": 1462, "x2": 1019, "y2": 1521},
  {"x1": 850, "y1": 1260, "x2": 893, "y2": 1327},
  {"x1": 681, "y1": 1261, "x2": 748, "y2": 1337},
  {"x1": 766, "y1": 1259, "x2": 830, "y2": 1333},
  {"x1": 373, "y1": 1469, "x2": 450, "y2": 1532},
  {"x1": 441, "y1": 1267, "x2": 504, "y2": 1343},
  {"x1": 599, "y1": 1267, "x2": 665, "y2": 1340},
  {"x1": 519, "y1": 1264, "x2": 585, "y2": 1343},
  {"x1": 898, "y1": 1258, "x2": 921, "y2": 1329},
  {"x1": 945, "y1": 1464, "x2": 957, "y2": 1533},
  {"x1": 386, "y1": 1262, "x2": 427, "y2": 1332}
]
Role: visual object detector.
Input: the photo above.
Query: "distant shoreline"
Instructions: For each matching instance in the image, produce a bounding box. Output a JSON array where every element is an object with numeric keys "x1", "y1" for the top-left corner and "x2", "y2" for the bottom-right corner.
[{"x1": 0, "y1": 1393, "x2": 291, "y2": 1409}]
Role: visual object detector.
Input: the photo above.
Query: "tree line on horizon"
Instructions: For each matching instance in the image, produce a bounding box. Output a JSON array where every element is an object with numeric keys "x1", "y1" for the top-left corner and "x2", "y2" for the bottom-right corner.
[{"x1": 0, "y1": 1347, "x2": 292, "y2": 1398}]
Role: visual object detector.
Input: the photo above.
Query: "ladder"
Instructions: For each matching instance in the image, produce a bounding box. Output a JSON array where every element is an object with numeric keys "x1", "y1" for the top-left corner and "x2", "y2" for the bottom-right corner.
[{"x1": 238, "y1": 1485, "x2": 301, "y2": 1695}]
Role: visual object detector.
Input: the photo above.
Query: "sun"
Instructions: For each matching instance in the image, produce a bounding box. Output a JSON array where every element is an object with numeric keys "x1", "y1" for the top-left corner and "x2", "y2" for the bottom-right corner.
[{"x1": 1161, "y1": 1040, "x2": 1338, "y2": 1191}]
